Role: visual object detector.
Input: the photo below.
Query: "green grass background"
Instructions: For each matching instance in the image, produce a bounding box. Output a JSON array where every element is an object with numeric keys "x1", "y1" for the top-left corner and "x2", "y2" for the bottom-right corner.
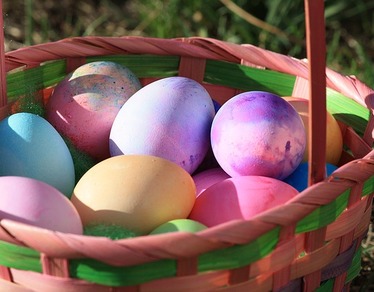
[{"x1": 2, "y1": 0, "x2": 374, "y2": 89}]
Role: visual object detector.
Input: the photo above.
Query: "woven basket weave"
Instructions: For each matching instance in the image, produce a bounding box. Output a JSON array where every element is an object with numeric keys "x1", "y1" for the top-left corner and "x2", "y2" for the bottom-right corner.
[{"x1": 0, "y1": 1, "x2": 374, "y2": 291}]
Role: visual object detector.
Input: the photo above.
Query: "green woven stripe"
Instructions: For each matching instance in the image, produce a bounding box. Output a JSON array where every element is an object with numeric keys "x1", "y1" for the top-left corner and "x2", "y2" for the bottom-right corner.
[
  {"x1": 362, "y1": 176, "x2": 374, "y2": 197},
  {"x1": 327, "y1": 88, "x2": 370, "y2": 136},
  {"x1": 0, "y1": 240, "x2": 41, "y2": 273},
  {"x1": 86, "y1": 55, "x2": 180, "y2": 78},
  {"x1": 6, "y1": 59, "x2": 66, "y2": 102},
  {"x1": 198, "y1": 226, "x2": 279, "y2": 271},
  {"x1": 204, "y1": 60, "x2": 295, "y2": 96},
  {"x1": 296, "y1": 189, "x2": 350, "y2": 234},
  {"x1": 346, "y1": 246, "x2": 362, "y2": 283},
  {"x1": 70, "y1": 227, "x2": 279, "y2": 286}
]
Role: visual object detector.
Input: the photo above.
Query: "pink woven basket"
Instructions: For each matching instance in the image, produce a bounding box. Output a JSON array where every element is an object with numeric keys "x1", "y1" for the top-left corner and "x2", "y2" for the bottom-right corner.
[{"x1": 0, "y1": 1, "x2": 373, "y2": 291}]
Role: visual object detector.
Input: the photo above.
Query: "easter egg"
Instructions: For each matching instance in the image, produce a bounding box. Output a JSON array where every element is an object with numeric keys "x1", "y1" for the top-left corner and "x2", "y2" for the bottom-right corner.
[
  {"x1": 192, "y1": 167, "x2": 230, "y2": 197},
  {"x1": 149, "y1": 219, "x2": 207, "y2": 235},
  {"x1": 109, "y1": 76, "x2": 216, "y2": 174},
  {"x1": 211, "y1": 91, "x2": 306, "y2": 180},
  {"x1": 0, "y1": 176, "x2": 82, "y2": 234},
  {"x1": 189, "y1": 176, "x2": 299, "y2": 227},
  {"x1": 46, "y1": 61, "x2": 141, "y2": 161},
  {"x1": 71, "y1": 155, "x2": 196, "y2": 235},
  {"x1": 283, "y1": 97, "x2": 343, "y2": 165},
  {"x1": 0, "y1": 113, "x2": 75, "y2": 197},
  {"x1": 283, "y1": 162, "x2": 338, "y2": 192}
]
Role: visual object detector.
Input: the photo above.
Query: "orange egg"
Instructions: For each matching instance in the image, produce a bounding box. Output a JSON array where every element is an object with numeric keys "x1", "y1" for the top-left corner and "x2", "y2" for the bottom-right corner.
[
  {"x1": 283, "y1": 97, "x2": 343, "y2": 165},
  {"x1": 71, "y1": 155, "x2": 196, "y2": 235}
]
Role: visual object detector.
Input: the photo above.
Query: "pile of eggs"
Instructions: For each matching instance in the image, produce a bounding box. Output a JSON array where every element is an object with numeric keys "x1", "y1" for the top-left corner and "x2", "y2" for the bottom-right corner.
[{"x1": 0, "y1": 61, "x2": 343, "y2": 237}]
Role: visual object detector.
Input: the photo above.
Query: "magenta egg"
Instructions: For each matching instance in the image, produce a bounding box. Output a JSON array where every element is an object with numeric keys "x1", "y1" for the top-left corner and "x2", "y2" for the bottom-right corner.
[
  {"x1": 192, "y1": 168, "x2": 230, "y2": 197},
  {"x1": 109, "y1": 77, "x2": 216, "y2": 174},
  {"x1": 46, "y1": 61, "x2": 141, "y2": 161},
  {"x1": 0, "y1": 176, "x2": 83, "y2": 234},
  {"x1": 211, "y1": 91, "x2": 306, "y2": 179},
  {"x1": 188, "y1": 176, "x2": 299, "y2": 227}
]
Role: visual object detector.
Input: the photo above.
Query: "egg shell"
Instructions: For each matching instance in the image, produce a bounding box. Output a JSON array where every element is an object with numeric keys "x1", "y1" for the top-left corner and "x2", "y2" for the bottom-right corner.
[
  {"x1": 211, "y1": 91, "x2": 306, "y2": 179},
  {"x1": 283, "y1": 162, "x2": 338, "y2": 192},
  {"x1": 192, "y1": 167, "x2": 230, "y2": 197},
  {"x1": 149, "y1": 219, "x2": 207, "y2": 235},
  {"x1": 46, "y1": 61, "x2": 141, "y2": 161},
  {"x1": 71, "y1": 155, "x2": 196, "y2": 235},
  {"x1": 0, "y1": 113, "x2": 75, "y2": 197},
  {"x1": 283, "y1": 97, "x2": 343, "y2": 165},
  {"x1": 0, "y1": 176, "x2": 83, "y2": 234},
  {"x1": 188, "y1": 176, "x2": 299, "y2": 227},
  {"x1": 109, "y1": 76, "x2": 216, "y2": 174}
]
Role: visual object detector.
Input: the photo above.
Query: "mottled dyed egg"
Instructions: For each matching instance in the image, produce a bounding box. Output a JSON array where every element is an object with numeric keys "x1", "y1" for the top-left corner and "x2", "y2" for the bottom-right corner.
[
  {"x1": 109, "y1": 76, "x2": 215, "y2": 174},
  {"x1": 46, "y1": 61, "x2": 141, "y2": 161},
  {"x1": 283, "y1": 162, "x2": 338, "y2": 192},
  {"x1": 193, "y1": 167, "x2": 230, "y2": 197},
  {"x1": 0, "y1": 113, "x2": 75, "y2": 197},
  {"x1": 211, "y1": 91, "x2": 306, "y2": 179},
  {"x1": 0, "y1": 176, "x2": 83, "y2": 234},
  {"x1": 149, "y1": 219, "x2": 207, "y2": 235},
  {"x1": 71, "y1": 155, "x2": 196, "y2": 235},
  {"x1": 188, "y1": 176, "x2": 299, "y2": 227}
]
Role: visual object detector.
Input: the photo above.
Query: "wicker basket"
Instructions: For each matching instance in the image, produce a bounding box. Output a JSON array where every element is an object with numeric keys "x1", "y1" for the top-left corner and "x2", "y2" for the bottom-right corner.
[{"x1": 0, "y1": 1, "x2": 373, "y2": 291}]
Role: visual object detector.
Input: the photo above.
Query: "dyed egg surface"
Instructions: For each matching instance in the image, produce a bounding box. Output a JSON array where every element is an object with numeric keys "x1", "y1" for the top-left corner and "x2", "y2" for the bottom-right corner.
[
  {"x1": 71, "y1": 155, "x2": 196, "y2": 235},
  {"x1": 0, "y1": 113, "x2": 75, "y2": 197},
  {"x1": 193, "y1": 167, "x2": 230, "y2": 197},
  {"x1": 0, "y1": 176, "x2": 83, "y2": 234},
  {"x1": 109, "y1": 76, "x2": 216, "y2": 174},
  {"x1": 211, "y1": 91, "x2": 306, "y2": 179},
  {"x1": 149, "y1": 219, "x2": 207, "y2": 235},
  {"x1": 283, "y1": 97, "x2": 343, "y2": 165},
  {"x1": 189, "y1": 176, "x2": 299, "y2": 227},
  {"x1": 283, "y1": 162, "x2": 338, "y2": 192},
  {"x1": 46, "y1": 61, "x2": 141, "y2": 161}
]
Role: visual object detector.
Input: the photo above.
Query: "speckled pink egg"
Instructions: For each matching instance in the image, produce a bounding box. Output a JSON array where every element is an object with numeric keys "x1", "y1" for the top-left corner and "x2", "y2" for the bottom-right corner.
[
  {"x1": 109, "y1": 77, "x2": 216, "y2": 174},
  {"x1": 0, "y1": 176, "x2": 83, "y2": 234},
  {"x1": 188, "y1": 175, "x2": 299, "y2": 227},
  {"x1": 192, "y1": 168, "x2": 230, "y2": 197},
  {"x1": 211, "y1": 91, "x2": 306, "y2": 180},
  {"x1": 46, "y1": 61, "x2": 141, "y2": 161}
]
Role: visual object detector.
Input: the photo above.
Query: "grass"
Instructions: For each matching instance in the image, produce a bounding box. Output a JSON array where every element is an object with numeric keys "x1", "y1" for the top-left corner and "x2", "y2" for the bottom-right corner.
[{"x1": 2, "y1": 0, "x2": 374, "y2": 289}]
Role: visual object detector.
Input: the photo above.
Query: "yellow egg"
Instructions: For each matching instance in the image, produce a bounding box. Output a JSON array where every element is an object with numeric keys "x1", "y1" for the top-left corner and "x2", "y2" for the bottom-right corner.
[
  {"x1": 283, "y1": 97, "x2": 343, "y2": 165},
  {"x1": 71, "y1": 155, "x2": 196, "y2": 235}
]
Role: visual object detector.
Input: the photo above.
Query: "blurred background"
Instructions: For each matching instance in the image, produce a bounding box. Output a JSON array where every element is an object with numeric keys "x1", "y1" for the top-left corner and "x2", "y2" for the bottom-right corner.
[
  {"x1": 1, "y1": 0, "x2": 374, "y2": 290},
  {"x1": 2, "y1": 0, "x2": 374, "y2": 88}
]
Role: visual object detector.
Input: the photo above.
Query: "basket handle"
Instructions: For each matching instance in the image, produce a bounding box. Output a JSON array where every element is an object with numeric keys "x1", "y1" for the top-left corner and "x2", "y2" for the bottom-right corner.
[
  {"x1": 0, "y1": 0, "x2": 6, "y2": 110},
  {"x1": 304, "y1": 0, "x2": 327, "y2": 185}
]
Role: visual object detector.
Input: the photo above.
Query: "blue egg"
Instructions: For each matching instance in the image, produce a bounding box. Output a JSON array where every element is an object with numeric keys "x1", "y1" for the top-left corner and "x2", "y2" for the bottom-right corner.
[
  {"x1": 283, "y1": 162, "x2": 338, "y2": 192},
  {"x1": 0, "y1": 113, "x2": 75, "y2": 197}
]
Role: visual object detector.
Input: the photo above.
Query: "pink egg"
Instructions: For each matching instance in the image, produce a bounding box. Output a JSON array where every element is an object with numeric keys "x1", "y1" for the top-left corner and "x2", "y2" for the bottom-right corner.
[
  {"x1": 192, "y1": 168, "x2": 230, "y2": 197},
  {"x1": 0, "y1": 176, "x2": 83, "y2": 234},
  {"x1": 188, "y1": 176, "x2": 299, "y2": 227},
  {"x1": 211, "y1": 91, "x2": 306, "y2": 180},
  {"x1": 46, "y1": 61, "x2": 141, "y2": 161}
]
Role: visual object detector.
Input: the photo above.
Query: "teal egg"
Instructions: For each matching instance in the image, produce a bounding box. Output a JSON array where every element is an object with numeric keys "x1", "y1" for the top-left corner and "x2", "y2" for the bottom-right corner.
[{"x1": 0, "y1": 113, "x2": 75, "y2": 197}]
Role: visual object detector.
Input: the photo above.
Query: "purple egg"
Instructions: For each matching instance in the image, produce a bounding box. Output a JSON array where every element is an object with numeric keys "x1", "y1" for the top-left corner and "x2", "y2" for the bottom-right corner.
[
  {"x1": 211, "y1": 91, "x2": 306, "y2": 179},
  {"x1": 110, "y1": 77, "x2": 216, "y2": 174}
]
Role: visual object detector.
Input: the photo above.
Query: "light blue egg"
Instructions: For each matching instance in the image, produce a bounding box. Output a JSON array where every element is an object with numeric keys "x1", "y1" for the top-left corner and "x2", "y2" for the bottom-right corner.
[
  {"x1": 283, "y1": 162, "x2": 338, "y2": 192},
  {"x1": 0, "y1": 113, "x2": 75, "y2": 197}
]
